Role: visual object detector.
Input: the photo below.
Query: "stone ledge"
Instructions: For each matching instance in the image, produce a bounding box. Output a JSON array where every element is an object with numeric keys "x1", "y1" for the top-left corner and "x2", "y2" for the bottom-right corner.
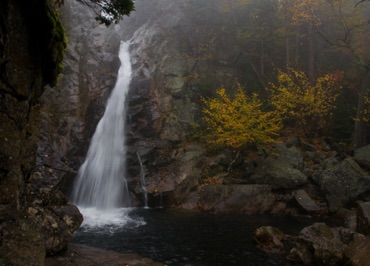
[{"x1": 45, "y1": 243, "x2": 166, "y2": 266}]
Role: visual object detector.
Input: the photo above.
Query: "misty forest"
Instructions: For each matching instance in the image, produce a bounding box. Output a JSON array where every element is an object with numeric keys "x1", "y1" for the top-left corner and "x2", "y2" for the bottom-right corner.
[{"x1": 1, "y1": 0, "x2": 370, "y2": 265}]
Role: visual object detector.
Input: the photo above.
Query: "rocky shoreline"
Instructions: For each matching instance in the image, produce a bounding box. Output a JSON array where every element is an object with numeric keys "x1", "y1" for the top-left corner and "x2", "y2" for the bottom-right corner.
[{"x1": 45, "y1": 244, "x2": 165, "y2": 266}]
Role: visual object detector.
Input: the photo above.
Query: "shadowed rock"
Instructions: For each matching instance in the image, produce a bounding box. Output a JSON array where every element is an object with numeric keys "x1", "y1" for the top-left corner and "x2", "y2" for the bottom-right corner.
[
  {"x1": 313, "y1": 158, "x2": 370, "y2": 212},
  {"x1": 253, "y1": 226, "x2": 286, "y2": 254},
  {"x1": 180, "y1": 184, "x2": 276, "y2": 214},
  {"x1": 287, "y1": 223, "x2": 365, "y2": 265},
  {"x1": 357, "y1": 202, "x2": 370, "y2": 235},
  {"x1": 45, "y1": 244, "x2": 165, "y2": 266},
  {"x1": 293, "y1": 189, "x2": 321, "y2": 214},
  {"x1": 251, "y1": 157, "x2": 308, "y2": 190}
]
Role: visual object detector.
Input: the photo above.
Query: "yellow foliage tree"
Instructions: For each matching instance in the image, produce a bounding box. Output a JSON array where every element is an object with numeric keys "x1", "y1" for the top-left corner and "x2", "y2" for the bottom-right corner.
[
  {"x1": 202, "y1": 85, "x2": 281, "y2": 149},
  {"x1": 270, "y1": 68, "x2": 339, "y2": 138}
]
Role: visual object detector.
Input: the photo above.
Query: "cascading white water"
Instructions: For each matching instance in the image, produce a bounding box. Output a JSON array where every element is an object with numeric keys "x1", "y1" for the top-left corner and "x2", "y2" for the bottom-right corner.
[{"x1": 71, "y1": 41, "x2": 132, "y2": 211}]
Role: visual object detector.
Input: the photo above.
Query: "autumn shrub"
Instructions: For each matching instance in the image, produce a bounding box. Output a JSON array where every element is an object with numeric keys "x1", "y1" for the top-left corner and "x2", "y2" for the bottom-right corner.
[
  {"x1": 202, "y1": 84, "x2": 281, "y2": 149},
  {"x1": 269, "y1": 68, "x2": 339, "y2": 139}
]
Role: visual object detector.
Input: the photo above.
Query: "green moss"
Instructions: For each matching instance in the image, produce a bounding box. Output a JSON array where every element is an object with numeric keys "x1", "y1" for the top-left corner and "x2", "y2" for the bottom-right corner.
[{"x1": 44, "y1": 3, "x2": 68, "y2": 87}]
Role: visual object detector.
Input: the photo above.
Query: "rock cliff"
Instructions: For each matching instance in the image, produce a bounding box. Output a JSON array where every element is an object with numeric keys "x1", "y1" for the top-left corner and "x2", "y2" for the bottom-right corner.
[{"x1": 0, "y1": 0, "x2": 82, "y2": 264}]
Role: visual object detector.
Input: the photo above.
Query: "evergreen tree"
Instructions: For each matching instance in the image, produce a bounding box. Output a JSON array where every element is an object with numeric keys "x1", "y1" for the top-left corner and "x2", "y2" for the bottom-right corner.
[{"x1": 75, "y1": 0, "x2": 135, "y2": 26}]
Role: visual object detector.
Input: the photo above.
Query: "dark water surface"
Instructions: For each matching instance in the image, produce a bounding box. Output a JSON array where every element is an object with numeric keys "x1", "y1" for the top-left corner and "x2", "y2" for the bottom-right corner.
[{"x1": 72, "y1": 208, "x2": 310, "y2": 265}]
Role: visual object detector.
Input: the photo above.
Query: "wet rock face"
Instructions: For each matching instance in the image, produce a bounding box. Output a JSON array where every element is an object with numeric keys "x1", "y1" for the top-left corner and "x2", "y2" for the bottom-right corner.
[
  {"x1": 38, "y1": 0, "x2": 121, "y2": 182},
  {"x1": 120, "y1": 0, "x2": 245, "y2": 204},
  {"x1": 0, "y1": 0, "x2": 41, "y2": 220},
  {"x1": 0, "y1": 0, "x2": 82, "y2": 264},
  {"x1": 0, "y1": 0, "x2": 45, "y2": 263},
  {"x1": 44, "y1": 0, "x2": 215, "y2": 205}
]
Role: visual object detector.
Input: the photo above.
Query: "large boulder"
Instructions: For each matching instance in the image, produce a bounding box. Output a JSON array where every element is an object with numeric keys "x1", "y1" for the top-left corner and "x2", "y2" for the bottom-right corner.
[
  {"x1": 28, "y1": 205, "x2": 83, "y2": 254},
  {"x1": 312, "y1": 158, "x2": 370, "y2": 212},
  {"x1": 343, "y1": 236, "x2": 370, "y2": 266},
  {"x1": 293, "y1": 189, "x2": 321, "y2": 214},
  {"x1": 0, "y1": 219, "x2": 45, "y2": 266},
  {"x1": 179, "y1": 184, "x2": 276, "y2": 214},
  {"x1": 274, "y1": 143, "x2": 304, "y2": 170},
  {"x1": 354, "y1": 145, "x2": 370, "y2": 169},
  {"x1": 253, "y1": 226, "x2": 287, "y2": 254},
  {"x1": 287, "y1": 223, "x2": 365, "y2": 265},
  {"x1": 251, "y1": 157, "x2": 308, "y2": 190}
]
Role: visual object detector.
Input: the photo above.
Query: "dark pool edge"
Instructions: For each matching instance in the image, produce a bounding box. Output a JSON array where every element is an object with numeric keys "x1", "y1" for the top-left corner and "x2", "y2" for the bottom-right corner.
[{"x1": 45, "y1": 243, "x2": 166, "y2": 266}]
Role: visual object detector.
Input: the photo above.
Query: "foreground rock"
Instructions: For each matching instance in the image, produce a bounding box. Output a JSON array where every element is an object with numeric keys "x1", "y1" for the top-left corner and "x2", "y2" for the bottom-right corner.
[
  {"x1": 287, "y1": 223, "x2": 365, "y2": 265},
  {"x1": 255, "y1": 223, "x2": 370, "y2": 266},
  {"x1": 28, "y1": 205, "x2": 83, "y2": 254},
  {"x1": 45, "y1": 244, "x2": 165, "y2": 266},
  {"x1": 313, "y1": 158, "x2": 370, "y2": 212},
  {"x1": 343, "y1": 236, "x2": 370, "y2": 266},
  {"x1": 253, "y1": 226, "x2": 287, "y2": 254}
]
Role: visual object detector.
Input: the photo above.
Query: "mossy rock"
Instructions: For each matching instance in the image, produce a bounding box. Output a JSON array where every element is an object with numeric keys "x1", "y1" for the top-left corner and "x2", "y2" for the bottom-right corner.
[{"x1": 45, "y1": 5, "x2": 68, "y2": 87}]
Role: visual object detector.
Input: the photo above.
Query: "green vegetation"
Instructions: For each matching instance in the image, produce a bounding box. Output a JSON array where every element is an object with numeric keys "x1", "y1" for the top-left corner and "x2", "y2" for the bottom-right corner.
[
  {"x1": 75, "y1": 0, "x2": 135, "y2": 26},
  {"x1": 46, "y1": 6, "x2": 68, "y2": 87}
]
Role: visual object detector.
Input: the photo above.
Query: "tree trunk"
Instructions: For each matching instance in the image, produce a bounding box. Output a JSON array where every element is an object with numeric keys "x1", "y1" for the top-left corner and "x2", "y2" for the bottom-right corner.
[
  {"x1": 295, "y1": 32, "x2": 299, "y2": 67},
  {"x1": 286, "y1": 36, "x2": 290, "y2": 67},
  {"x1": 353, "y1": 68, "x2": 370, "y2": 149},
  {"x1": 260, "y1": 40, "x2": 265, "y2": 78},
  {"x1": 308, "y1": 22, "x2": 315, "y2": 85}
]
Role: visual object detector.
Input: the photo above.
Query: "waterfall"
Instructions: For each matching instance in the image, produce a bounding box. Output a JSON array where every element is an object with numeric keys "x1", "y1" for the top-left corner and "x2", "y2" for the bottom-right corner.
[
  {"x1": 136, "y1": 153, "x2": 148, "y2": 208},
  {"x1": 71, "y1": 41, "x2": 132, "y2": 210}
]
